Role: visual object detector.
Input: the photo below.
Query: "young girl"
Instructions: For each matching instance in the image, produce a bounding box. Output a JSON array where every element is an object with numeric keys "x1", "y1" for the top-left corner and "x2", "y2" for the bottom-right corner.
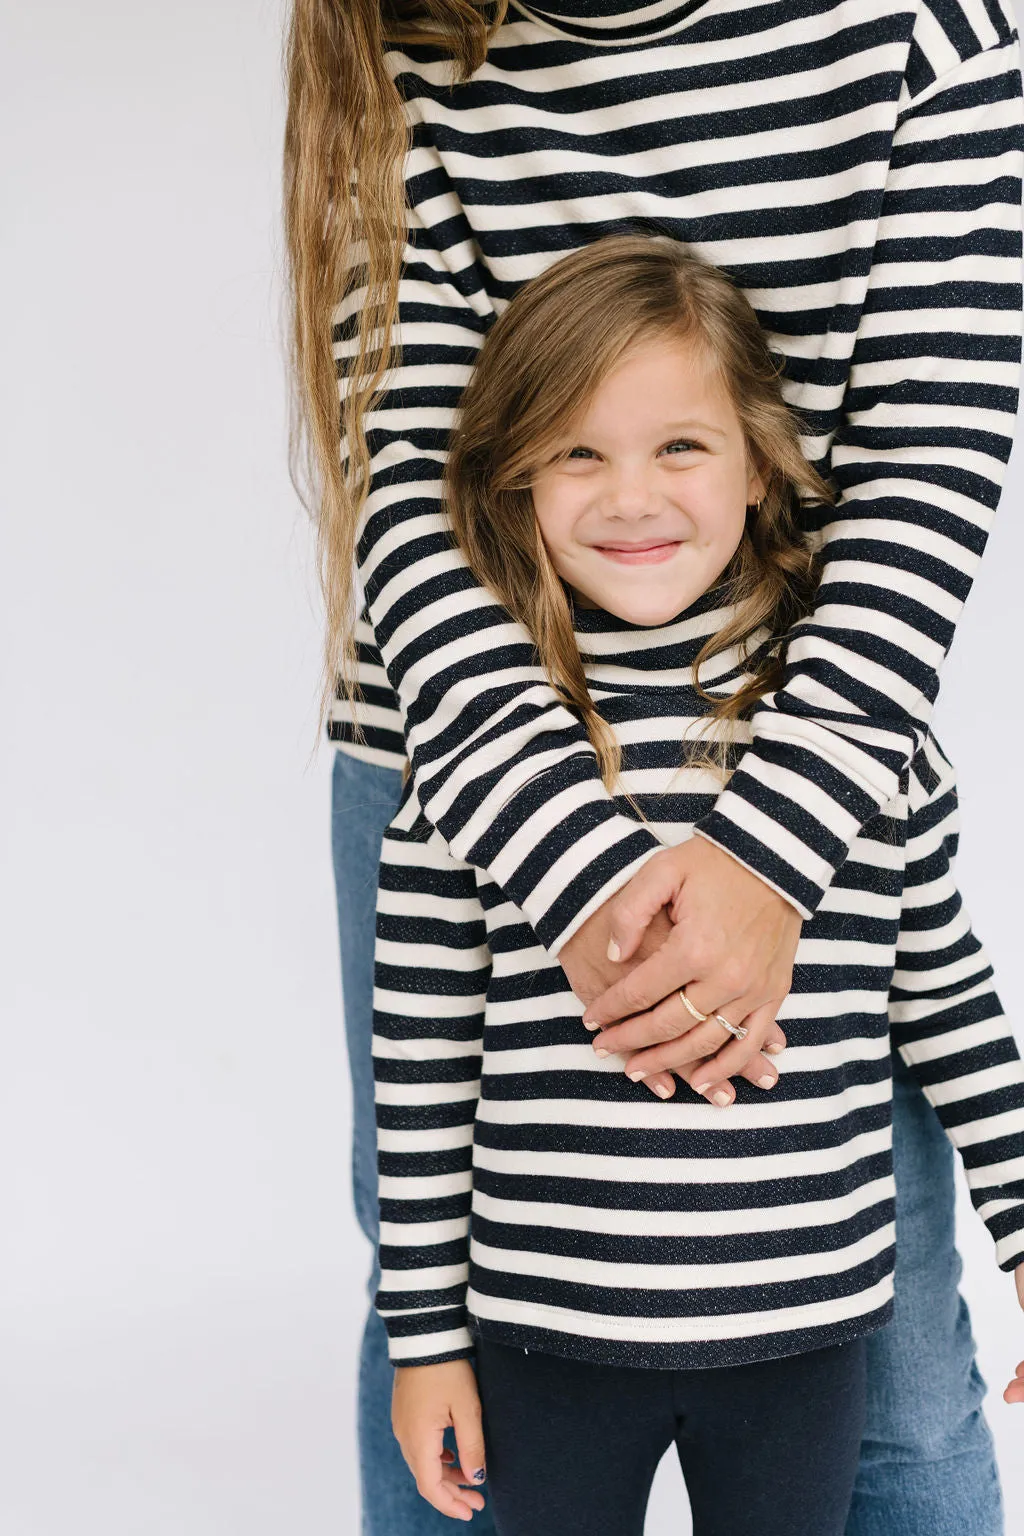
[{"x1": 371, "y1": 237, "x2": 1024, "y2": 1535}]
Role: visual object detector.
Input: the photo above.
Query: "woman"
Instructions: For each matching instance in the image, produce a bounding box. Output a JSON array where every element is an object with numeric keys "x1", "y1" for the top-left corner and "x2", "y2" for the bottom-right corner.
[{"x1": 285, "y1": 2, "x2": 1024, "y2": 1532}]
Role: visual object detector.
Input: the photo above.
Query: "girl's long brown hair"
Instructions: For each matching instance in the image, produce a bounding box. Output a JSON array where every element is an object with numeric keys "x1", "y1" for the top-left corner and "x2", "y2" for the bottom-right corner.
[
  {"x1": 445, "y1": 235, "x2": 831, "y2": 789},
  {"x1": 284, "y1": 1, "x2": 507, "y2": 720}
]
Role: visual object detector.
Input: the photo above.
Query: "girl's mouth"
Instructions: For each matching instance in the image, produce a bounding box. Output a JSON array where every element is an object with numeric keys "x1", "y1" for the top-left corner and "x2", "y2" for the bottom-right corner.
[{"x1": 593, "y1": 540, "x2": 682, "y2": 566}]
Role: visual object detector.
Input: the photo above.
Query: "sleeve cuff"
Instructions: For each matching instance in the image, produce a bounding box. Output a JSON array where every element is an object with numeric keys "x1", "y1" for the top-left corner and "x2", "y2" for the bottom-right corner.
[
  {"x1": 993, "y1": 1223, "x2": 1024, "y2": 1274},
  {"x1": 538, "y1": 832, "x2": 665, "y2": 957},
  {"x1": 693, "y1": 760, "x2": 863, "y2": 919},
  {"x1": 382, "y1": 1310, "x2": 475, "y2": 1367},
  {"x1": 691, "y1": 824, "x2": 812, "y2": 919},
  {"x1": 462, "y1": 769, "x2": 665, "y2": 956}
]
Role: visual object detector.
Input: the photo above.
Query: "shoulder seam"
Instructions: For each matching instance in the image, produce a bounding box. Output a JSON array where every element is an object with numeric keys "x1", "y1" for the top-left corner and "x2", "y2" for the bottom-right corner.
[{"x1": 905, "y1": 22, "x2": 1020, "y2": 116}]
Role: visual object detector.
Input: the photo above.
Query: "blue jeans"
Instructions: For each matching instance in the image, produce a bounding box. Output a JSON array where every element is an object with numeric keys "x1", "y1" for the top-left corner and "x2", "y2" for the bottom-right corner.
[
  {"x1": 331, "y1": 749, "x2": 1003, "y2": 1536},
  {"x1": 850, "y1": 1049, "x2": 1003, "y2": 1535}
]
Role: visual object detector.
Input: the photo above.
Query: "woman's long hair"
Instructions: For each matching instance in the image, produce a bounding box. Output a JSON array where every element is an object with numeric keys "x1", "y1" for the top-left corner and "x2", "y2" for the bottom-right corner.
[
  {"x1": 445, "y1": 235, "x2": 831, "y2": 790},
  {"x1": 284, "y1": 1, "x2": 507, "y2": 721}
]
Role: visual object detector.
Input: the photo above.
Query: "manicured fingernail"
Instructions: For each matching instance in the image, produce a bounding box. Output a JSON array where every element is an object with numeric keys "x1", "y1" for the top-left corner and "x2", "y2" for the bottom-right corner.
[
  {"x1": 692, "y1": 1081, "x2": 710, "y2": 1094},
  {"x1": 652, "y1": 1082, "x2": 672, "y2": 1099},
  {"x1": 471, "y1": 1468, "x2": 486, "y2": 1484},
  {"x1": 765, "y1": 1041, "x2": 784, "y2": 1054},
  {"x1": 712, "y1": 1090, "x2": 731, "y2": 1106},
  {"x1": 627, "y1": 1070, "x2": 646, "y2": 1082},
  {"x1": 607, "y1": 938, "x2": 621, "y2": 963},
  {"x1": 583, "y1": 1019, "x2": 600, "y2": 1031},
  {"x1": 757, "y1": 1074, "x2": 776, "y2": 1089},
  {"x1": 594, "y1": 1047, "x2": 609, "y2": 1059}
]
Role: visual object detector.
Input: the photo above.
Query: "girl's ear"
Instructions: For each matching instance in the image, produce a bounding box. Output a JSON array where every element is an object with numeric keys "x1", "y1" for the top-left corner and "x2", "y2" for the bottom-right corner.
[{"x1": 746, "y1": 451, "x2": 768, "y2": 507}]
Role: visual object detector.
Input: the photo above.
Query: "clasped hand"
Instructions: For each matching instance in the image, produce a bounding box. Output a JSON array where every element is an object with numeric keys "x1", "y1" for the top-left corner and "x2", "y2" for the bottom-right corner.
[{"x1": 560, "y1": 835, "x2": 801, "y2": 1107}]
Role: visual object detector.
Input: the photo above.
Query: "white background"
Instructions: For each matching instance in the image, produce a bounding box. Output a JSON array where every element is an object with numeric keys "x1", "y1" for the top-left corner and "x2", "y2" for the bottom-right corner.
[{"x1": 2, "y1": 2, "x2": 1022, "y2": 1532}]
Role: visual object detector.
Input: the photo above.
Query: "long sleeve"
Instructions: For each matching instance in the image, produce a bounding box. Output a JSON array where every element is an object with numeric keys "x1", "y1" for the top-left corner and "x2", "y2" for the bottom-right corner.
[
  {"x1": 889, "y1": 738, "x2": 1024, "y2": 1271},
  {"x1": 372, "y1": 785, "x2": 490, "y2": 1365},
  {"x1": 341, "y1": 232, "x2": 662, "y2": 955},
  {"x1": 696, "y1": 31, "x2": 1024, "y2": 916}
]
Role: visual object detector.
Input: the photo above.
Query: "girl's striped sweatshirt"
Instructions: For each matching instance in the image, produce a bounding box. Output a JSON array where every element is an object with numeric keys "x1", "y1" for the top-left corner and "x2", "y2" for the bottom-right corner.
[{"x1": 373, "y1": 598, "x2": 1024, "y2": 1369}]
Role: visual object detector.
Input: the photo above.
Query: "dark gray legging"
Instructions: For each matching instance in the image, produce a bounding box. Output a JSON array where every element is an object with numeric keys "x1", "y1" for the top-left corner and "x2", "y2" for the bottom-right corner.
[{"x1": 474, "y1": 1333, "x2": 867, "y2": 1536}]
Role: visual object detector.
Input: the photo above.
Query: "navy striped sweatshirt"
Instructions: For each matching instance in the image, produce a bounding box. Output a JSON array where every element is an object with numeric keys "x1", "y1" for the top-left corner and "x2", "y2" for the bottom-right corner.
[
  {"x1": 331, "y1": 0, "x2": 1024, "y2": 954},
  {"x1": 373, "y1": 597, "x2": 1024, "y2": 1369}
]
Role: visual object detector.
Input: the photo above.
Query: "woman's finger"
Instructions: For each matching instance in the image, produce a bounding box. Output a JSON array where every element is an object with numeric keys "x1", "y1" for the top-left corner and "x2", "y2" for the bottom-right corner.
[
  {"x1": 619, "y1": 996, "x2": 777, "y2": 1084},
  {"x1": 641, "y1": 1069, "x2": 678, "y2": 1100},
  {"x1": 764, "y1": 1019, "x2": 787, "y2": 1054},
  {"x1": 582, "y1": 923, "x2": 708, "y2": 1028},
  {"x1": 592, "y1": 991, "x2": 739, "y2": 1062},
  {"x1": 676, "y1": 981, "x2": 786, "y2": 1051},
  {"x1": 589, "y1": 991, "x2": 784, "y2": 1099},
  {"x1": 688, "y1": 1001, "x2": 780, "y2": 1092},
  {"x1": 674, "y1": 1050, "x2": 780, "y2": 1107},
  {"x1": 586, "y1": 1005, "x2": 680, "y2": 1099},
  {"x1": 602, "y1": 846, "x2": 688, "y2": 963}
]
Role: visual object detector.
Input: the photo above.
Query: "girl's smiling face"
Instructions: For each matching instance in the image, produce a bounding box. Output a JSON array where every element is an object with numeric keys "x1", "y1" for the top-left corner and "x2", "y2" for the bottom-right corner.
[{"x1": 531, "y1": 338, "x2": 764, "y2": 626}]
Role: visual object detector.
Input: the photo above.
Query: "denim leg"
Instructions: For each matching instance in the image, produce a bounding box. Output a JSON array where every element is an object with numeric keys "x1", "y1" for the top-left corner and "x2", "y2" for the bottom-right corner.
[
  {"x1": 332, "y1": 751, "x2": 403, "y2": 1258},
  {"x1": 331, "y1": 750, "x2": 495, "y2": 1536},
  {"x1": 846, "y1": 1049, "x2": 1003, "y2": 1536}
]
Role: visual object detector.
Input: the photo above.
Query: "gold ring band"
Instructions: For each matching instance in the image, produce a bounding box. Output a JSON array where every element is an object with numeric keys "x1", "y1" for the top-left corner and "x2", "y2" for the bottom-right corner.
[{"x1": 679, "y1": 989, "x2": 709, "y2": 1024}]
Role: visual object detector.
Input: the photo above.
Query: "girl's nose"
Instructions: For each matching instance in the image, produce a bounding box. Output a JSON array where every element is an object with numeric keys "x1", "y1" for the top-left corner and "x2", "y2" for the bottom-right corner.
[{"x1": 605, "y1": 466, "x2": 657, "y2": 520}]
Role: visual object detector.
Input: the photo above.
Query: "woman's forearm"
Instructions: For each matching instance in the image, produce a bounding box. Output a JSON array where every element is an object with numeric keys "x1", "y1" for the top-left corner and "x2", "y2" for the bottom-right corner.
[
  {"x1": 342, "y1": 248, "x2": 663, "y2": 955},
  {"x1": 696, "y1": 37, "x2": 1024, "y2": 916}
]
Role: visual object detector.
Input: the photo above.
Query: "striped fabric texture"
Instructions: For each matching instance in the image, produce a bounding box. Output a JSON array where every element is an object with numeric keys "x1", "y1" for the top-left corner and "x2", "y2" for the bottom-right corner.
[
  {"x1": 373, "y1": 598, "x2": 1024, "y2": 1369},
  {"x1": 330, "y1": 0, "x2": 1024, "y2": 953}
]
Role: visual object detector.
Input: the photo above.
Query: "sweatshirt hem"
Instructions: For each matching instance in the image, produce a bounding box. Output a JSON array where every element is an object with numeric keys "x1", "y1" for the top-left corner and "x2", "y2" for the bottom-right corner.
[{"x1": 467, "y1": 1299, "x2": 893, "y2": 1372}]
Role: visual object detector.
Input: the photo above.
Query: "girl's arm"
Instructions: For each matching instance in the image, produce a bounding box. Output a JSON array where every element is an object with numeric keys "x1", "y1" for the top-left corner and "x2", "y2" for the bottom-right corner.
[
  {"x1": 372, "y1": 785, "x2": 490, "y2": 1363},
  {"x1": 890, "y1": 737, "x2": 1024, "y2": 1273},
  {"x1": 372, "y1": 785, "x2": 492, "y2": 1518},
  {"x1": 344, "y1": 25, "x2": 1022, "y2": 969}
]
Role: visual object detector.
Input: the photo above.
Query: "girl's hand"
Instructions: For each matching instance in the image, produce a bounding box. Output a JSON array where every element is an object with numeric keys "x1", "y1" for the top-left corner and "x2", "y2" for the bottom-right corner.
[
  {"x1": 392, "y1": 1359, "x2": 488, "y2": 1522},
  {"x1": 1003, "y1": 1263, "x2": 1024, "y2": 1404}
]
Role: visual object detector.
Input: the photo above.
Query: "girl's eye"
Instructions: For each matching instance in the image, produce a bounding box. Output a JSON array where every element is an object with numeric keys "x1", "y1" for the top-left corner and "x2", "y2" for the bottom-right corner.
[
  {"x1": 660, "y1": 439, "x2": 699, "y2": 456},
  {"x1": 565, "y1": 446, "x2": 596, "y2": 460}
]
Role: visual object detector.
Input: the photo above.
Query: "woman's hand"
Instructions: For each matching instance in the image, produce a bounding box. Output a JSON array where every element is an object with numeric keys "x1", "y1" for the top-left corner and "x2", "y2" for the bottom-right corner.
[
  {"x1": 590, "y1": 994, "x2": 787, "y2": 1108},
  {"x1": 570, "y1": 838, "x2": 801, "y2": 1091},
  {"x1": 392, "y1": 1359, "x2": 488, "y2": 1522},
  {"x1": 1003, "y1": 1264, "x2": 1024, "y2": 1404},
  {"x1": 559, "y1": 852, "x2": 789, "y2": 1103},
  {"x1": 558, "y1": 902, "x2": 682, "y2": 1101}
]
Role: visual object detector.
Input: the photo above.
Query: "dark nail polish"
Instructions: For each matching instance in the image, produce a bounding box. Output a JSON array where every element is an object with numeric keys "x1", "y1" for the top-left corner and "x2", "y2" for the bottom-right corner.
[{"x1": 471, "y1": 1468, "x2": 487, "y2": 1484}]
